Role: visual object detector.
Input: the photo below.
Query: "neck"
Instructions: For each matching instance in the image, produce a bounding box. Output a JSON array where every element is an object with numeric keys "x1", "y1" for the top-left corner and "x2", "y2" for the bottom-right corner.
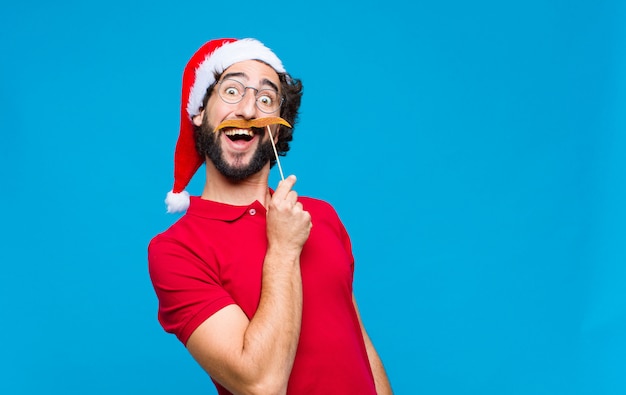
[{"x1": 201, "y1": 161, "x2": 271, "y2": 207}]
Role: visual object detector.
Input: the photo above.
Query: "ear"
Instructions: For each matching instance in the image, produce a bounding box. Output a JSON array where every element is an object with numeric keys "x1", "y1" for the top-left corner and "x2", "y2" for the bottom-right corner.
[
  {"x1": 192, "y1": 110, "x2": 204, "y2": 127},
  {"x1": 272, "y1": 125, "x2": 281, "y2": 143}
]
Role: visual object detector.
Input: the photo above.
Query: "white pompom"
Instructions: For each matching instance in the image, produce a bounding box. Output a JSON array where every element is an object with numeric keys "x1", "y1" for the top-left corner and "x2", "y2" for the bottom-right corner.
[{"x1": 165, "y1": 190, "x2": 190, "y2": 213}]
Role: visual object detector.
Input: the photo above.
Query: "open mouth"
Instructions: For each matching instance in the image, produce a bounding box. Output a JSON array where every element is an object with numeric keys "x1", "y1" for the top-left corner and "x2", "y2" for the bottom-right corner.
[
  {"x1": 222, "y1": 127, "x2": 264, "y2": 142},
  {"x1": 215, "y1": 118, "x2": 290, "y2": 144}
]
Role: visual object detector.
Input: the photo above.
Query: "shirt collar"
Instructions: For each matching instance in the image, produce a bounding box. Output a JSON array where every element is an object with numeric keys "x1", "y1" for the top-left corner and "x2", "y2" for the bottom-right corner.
[{"x1": 186, "y1": 196, "x2": 267, "y2": 221}]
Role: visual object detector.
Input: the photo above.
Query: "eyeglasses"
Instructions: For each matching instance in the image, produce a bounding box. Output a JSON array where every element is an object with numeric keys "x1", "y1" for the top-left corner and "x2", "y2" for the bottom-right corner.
[{"x1": 217, "y1": 78, "x2": 283, "y2": 114}]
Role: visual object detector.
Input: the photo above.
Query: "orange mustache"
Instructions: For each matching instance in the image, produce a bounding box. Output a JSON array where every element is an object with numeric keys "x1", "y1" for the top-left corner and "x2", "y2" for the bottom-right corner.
[{"x1": 214, "y1": 117, "x2": 292, "y2": 132}]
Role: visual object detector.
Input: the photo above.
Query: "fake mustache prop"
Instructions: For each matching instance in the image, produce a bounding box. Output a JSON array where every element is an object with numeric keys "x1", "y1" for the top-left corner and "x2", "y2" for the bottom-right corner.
[
  {"x1": 213, "y1": 116, "x2": 292, "y2": 132},
  {"x1": 214, "y1": 117, "x2": 292, "y2": 181}
]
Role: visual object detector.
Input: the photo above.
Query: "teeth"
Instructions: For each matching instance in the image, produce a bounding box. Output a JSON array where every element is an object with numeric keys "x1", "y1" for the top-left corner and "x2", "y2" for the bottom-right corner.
[{"x1": 223, "y1": 128, "x2": 253, "y2": 137}]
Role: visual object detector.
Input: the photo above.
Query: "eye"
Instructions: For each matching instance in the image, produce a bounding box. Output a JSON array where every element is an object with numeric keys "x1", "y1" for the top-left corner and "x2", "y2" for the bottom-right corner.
[
  {"x1": 257, "y1": 89, "x2": 278, "y2": 107},
  {"x1": 257, "y1": 94, "x2": 273, "y2": 106},
  {"x1": 219, "y1": 79, "x2": 245, "y2": 101},
  {"x1": 224, "y1": 86, "x2": 240, "y2": 97}
]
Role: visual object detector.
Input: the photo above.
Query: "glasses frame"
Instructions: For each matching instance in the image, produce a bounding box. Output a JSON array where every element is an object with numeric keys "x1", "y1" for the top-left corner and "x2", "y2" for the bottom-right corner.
[{"x1": 217, "y1": 78, "x2": 284, "y2": 114}]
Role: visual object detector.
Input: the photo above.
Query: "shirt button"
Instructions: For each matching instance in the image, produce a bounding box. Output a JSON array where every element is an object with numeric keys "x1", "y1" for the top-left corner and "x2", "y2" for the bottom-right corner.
[{"x1": 249, "y1": 208, "x2": 256, "y2": 216}]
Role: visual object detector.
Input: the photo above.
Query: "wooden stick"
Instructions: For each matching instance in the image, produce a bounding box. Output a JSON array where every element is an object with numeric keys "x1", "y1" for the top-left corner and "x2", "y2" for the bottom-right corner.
[{"x1": 266, "y1": 125, "x2": 285, "y2": 181}]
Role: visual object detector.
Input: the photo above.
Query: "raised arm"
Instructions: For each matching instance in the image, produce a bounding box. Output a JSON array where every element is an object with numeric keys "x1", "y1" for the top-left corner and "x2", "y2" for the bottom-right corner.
[{"x1": 186, "y1": 175, "x2": 311, "y2": 395}]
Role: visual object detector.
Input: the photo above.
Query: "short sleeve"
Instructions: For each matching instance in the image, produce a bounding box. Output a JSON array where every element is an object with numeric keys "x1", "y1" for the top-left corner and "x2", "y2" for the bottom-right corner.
[{"x1": 148, "y1": 235, "x2": 235, "y2": 345}]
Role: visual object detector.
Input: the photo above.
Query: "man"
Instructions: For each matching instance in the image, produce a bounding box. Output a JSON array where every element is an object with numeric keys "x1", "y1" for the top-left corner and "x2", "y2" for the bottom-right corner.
[{"x1": 148, "y1": 38, "x2": 393, "y2": 395}]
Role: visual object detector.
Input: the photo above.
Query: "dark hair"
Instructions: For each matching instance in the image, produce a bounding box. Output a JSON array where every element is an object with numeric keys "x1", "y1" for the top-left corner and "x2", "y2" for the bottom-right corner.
[{"x1": 197, "y1": 69, "x2": 303, "y2": 167}]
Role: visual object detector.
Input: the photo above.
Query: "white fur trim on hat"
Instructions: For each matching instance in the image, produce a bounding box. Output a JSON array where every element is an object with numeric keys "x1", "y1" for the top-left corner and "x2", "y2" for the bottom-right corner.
[
  {"x1": 165, "y1": 190, "x2": 191, "y2": 213},
  {"x1": 186, "y1": 38, "x2": 286, "y2": 119}
]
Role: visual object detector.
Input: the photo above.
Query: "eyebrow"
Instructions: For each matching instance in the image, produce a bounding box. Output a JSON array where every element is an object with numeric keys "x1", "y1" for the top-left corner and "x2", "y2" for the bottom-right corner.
[{"x1": 221, "y1": 72, "x2": 280, "y2": 92}]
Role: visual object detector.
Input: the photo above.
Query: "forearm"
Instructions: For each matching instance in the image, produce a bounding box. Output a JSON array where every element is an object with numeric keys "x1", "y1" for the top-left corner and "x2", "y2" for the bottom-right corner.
[
  {"x1": 240, "y1": 247, "x2": 303, "y2": 392},
  {"x1": 353, "y1": 296, "x2": 393, "y2": 394},
  {"x1": 364, "y1": 340, "x2": 393, "y2": 395},
  {"x1": 235, "y1": 176, "x2": 308, "y2": 391},
  {"x1": 186, "y1": 249, "x2": 303, "y2": 395}
]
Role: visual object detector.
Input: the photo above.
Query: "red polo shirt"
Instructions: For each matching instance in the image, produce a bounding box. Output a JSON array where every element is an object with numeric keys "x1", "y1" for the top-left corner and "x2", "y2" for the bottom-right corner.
[{"x1": 148, "y1": 196, "x2": 377, "y2": 394}]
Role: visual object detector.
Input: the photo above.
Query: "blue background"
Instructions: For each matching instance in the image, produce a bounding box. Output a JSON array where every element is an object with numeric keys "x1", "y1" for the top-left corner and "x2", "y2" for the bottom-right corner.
[{"x1": 1, "y1": 1, "x2": 625, "y2": 394}]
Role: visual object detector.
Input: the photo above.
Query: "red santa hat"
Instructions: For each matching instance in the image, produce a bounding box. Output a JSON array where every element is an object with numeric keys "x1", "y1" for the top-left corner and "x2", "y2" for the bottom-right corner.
[{"x1": 165, "y1": 38, "x2": 286, "y2": 213}]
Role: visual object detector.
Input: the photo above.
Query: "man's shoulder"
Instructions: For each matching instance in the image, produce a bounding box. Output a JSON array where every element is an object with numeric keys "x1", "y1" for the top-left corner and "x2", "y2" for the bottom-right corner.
[
  {"x1": 148, "y1": 212, "x2": 206, "y2": 248},
  {"x1": 299, "y1": 196, "x2": 334, "y2": 210},
  {"x1": 299, "y1": 196, "x2": 343, "y2": 221}
]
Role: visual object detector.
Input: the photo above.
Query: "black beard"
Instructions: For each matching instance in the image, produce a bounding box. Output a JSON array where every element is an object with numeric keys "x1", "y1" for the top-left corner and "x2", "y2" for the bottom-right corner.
[{"x1": 196, "y1": 120, "x2": 275, "y2": 181}]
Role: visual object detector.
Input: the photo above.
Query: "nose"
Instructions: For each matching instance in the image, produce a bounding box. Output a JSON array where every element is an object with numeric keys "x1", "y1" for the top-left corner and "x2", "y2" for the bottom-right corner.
[{"x1": 235, "y1": 87, "x2": 258, "y2": 119}]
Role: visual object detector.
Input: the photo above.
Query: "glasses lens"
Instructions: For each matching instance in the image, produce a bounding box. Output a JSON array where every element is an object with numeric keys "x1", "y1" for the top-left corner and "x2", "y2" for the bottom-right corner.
[
  {"x1": 218, "y1": 79, "x2": 245, "y2": 104},
  {"x1": 256, "y1": 89, "x2": 281, "y2": 114}
]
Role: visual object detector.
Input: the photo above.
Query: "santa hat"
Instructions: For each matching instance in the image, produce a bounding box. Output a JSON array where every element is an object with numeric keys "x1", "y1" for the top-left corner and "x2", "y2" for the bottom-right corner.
[{"x1": 165, "y1": 38, "x2": 286, "y2": 213}]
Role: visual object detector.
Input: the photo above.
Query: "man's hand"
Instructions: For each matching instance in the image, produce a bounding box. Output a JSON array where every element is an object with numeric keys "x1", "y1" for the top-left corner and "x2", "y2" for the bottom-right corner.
[{"x1": 266, "y1": 175, "x2": 312, "y2": 257}]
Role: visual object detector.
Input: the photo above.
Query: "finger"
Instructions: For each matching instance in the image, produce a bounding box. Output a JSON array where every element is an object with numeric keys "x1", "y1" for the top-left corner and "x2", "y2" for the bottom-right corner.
[
  {"x1": 273, "y1": 175, "x2": 297, "y2": 200},
  {"x1": 285, "y1": 190, "x2": 299, "y2": 205}
]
